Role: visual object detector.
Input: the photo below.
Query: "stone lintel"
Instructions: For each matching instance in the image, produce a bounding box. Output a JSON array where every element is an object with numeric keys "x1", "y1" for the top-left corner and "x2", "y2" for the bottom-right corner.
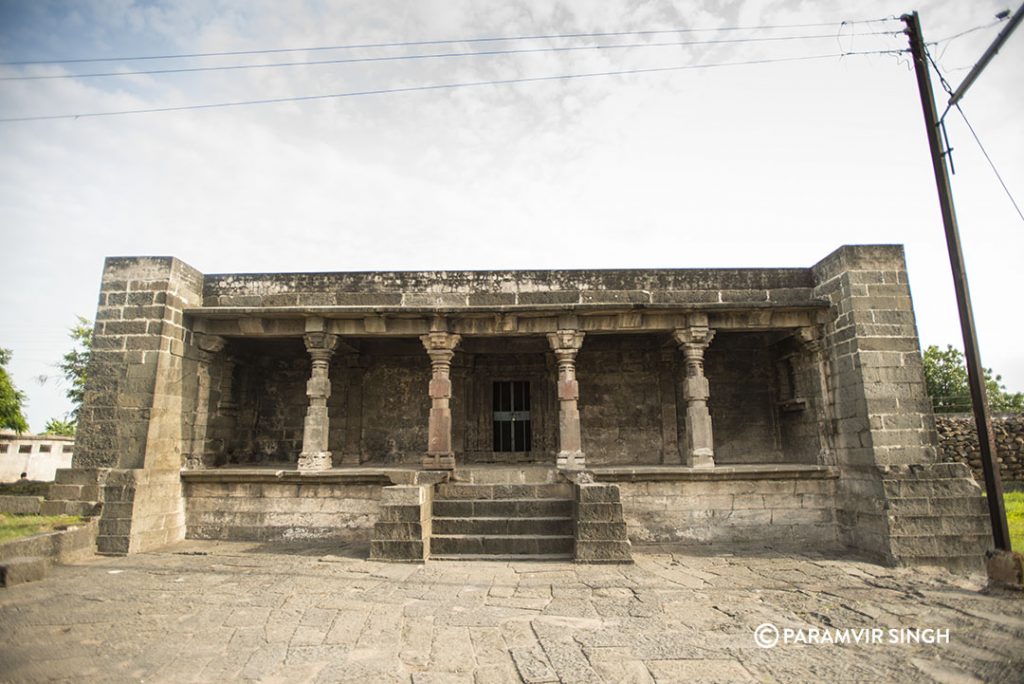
[{"x1": 185, "y1": 307, "x2": 825, "y2": 339}]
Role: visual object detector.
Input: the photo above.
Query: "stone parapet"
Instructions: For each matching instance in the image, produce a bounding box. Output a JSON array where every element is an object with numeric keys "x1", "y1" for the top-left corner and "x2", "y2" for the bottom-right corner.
[
  {"x1": 572, "y1": 479, "x2": 633, "y2": 563},
  {"x1": 370, "y1": 484, "x2": 432, "y2": 561}
]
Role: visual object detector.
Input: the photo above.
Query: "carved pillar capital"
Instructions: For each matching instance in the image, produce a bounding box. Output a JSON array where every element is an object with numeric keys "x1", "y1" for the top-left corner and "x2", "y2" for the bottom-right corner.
[
  {"x1": 794, "y1": 326, "x2": 824, "y2": 354},
  {"x1": 194, "y1": 333, "x2": 226, "y2": 356}
]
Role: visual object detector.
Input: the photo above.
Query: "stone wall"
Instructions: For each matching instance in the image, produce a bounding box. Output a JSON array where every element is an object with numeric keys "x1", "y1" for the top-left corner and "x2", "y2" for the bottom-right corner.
[
  {"x1": 578, "y1": 335, "x2": 664, "y2": 466},
  {"x1": 615, "y1": 474, "x2": 839, "y2": 549},
  {"x1": 935, "y1": 413, "x2": 1024, "y2": 483},
  {"x1": 185, "y1": 480, "x2": 383, "y2": 543},
  {"x1": 811, "y1": 245, "x2": 989, "y2": 571}
]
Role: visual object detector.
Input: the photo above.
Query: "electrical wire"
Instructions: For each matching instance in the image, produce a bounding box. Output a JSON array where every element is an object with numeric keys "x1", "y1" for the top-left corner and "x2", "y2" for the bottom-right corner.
[
  {"x1": 926, "y1": 49, "x2": 1024, "y2": 226},
  {"x1": 0, "y1": 49, "x2": 905, "y2": 123},
  {"x1": 954, "y1": 103, "x2": 1024, "y2": 225},
  {"x1": 929, "y1": 17, "x2": 1007, "y2": 47},
  {"x1": 0, "y1": 31, "x2": 901, "y2": 82},
  {"x1": 0, "y1": 18, "x2": 903, "y2": 66}
]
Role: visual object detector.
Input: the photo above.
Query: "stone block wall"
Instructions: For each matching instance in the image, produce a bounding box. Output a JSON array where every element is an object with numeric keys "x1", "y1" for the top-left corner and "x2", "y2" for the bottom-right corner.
[
  {"x1": 75, "y1": 257, "x2": 204, "y2": 470},
  {"x1": 617, "y1": 476, "x2": 839, "y2": 549},
  {"x1": 185, "y1": 481, "x2": 382, "y2": 543},
  {"x1": 812, "y1": 245, "x2": 989, "y2": 570},
  {"x1": 935, "y1": 413, "x2": 1024, "y2": 483},
  {"x1": 64, "y1": 257, "x2": 204, "y2": 554}
]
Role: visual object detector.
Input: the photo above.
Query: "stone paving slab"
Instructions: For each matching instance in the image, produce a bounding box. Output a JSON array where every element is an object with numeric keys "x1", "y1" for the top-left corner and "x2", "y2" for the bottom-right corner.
[{"x1": 0, "y1": 541, "x2": 1021, "y2": 683}]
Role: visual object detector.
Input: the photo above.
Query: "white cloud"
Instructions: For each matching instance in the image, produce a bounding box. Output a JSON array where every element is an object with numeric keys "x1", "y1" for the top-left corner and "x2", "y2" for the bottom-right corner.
[{"x1": 1, "y1": 0, "x2": 1021, "y2": 429}]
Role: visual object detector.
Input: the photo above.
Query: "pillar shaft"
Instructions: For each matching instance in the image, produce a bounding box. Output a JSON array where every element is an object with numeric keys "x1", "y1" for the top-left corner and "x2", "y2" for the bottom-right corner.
[
  {"x1": 796, "y1": 326, "x2": 837, "y2": 465},
  {"x1": 547, "y1": 330, "x2": 585, "y2": 469},
  {"x1": 421, "y1": 331, "x2": 461, "y2": 470},
  {"x1": 298, "y1": 332, "x2": 339, "y2": 471},
  {"x1": 672, "y1": 320, "x2": 716, "y2": 468},
  {"x1": 187, "y1": 334, "x2": 225, "y2": 470}
]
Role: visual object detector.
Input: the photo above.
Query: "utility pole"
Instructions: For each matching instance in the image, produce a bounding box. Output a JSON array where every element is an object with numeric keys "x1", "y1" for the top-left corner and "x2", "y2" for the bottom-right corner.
[{"x1": 902, "y1": 11, "x2": 1010, "y2": 551}]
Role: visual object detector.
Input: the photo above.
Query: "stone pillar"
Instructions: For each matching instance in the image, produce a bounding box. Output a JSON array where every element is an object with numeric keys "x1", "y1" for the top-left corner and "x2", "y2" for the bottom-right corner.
[
  {"x1": 672, "y1": 317, "x2": 716, "y2": 468},
  {"x1": 795, "y1": 326, "x2": 836, "y2": 466},
  {"x1": 421, "y1": 331, "x2": 461, "y2": 470},
  {"x1": 298, "y1": 332, "x2": 340, "y2": 471},
  {"x1": 547, "y1": 330, "x2": 586, "y2": 470},
  {"x1": 186, "y1": 333, "x2": 226, "y2": 470}
]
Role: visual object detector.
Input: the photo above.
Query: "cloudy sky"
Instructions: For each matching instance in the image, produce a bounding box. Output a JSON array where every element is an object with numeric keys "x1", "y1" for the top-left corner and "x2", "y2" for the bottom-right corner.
[{"x1": 1, "y1": 0, "x2": 1022, "y2": 432}]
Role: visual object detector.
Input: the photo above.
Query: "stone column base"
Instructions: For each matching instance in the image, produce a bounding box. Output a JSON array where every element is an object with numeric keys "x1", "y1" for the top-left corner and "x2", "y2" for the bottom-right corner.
[
  {"x1": 423, "y1": 453, "x2": 455, "y2": 470},
  {"x1": 557, "y1": 451, "x2": 586, "y2": 470},
  {"x1": 688, "y1": 449, "x2": 715, "y2": 469},
  {"x1": 298, "y1": 451, "x2": 332, "y2": 471}
]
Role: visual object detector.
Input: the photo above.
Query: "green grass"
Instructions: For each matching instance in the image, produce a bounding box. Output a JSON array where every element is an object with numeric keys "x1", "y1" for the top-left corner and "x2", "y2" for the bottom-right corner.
[
  {"x1": 1005, "y1": 491, "x2": 1024, "y2": 553},
  {"x1": 0, "y1": 513, "x2": 82, "y2": 543}
]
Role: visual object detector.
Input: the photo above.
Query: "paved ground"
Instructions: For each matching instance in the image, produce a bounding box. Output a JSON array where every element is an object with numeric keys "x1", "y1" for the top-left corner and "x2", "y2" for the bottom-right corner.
[{"x1": 0, "y1": 541, "x2": 1022, "y2": 683}]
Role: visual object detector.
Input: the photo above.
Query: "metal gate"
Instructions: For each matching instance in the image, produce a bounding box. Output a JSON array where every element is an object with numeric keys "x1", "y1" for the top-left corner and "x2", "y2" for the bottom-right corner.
[{"x1": 492, "y1": 380, "x2": 531, "y2": 453}]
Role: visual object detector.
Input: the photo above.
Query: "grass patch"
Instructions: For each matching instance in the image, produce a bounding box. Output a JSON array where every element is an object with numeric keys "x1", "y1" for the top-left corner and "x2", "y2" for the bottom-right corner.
[
  {"x1": 1005, "y1": 491, "x2": 1024, "y2": 553},
  {"x1": 0, "y1": 513, "x2": 82, "y2": 544}
]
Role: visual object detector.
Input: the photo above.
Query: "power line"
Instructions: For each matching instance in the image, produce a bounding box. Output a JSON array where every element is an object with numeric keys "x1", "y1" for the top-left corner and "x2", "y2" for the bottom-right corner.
[
  {"x1": 0, "y1": 31, "x2": 901, "y2": 82},
  {"x1": 0, "y1": 18, "x2": 902, "y2": 66},
  {"x1": 954, "y1": 103, "x2": 1024, "y2": 225},
  {"x1": 929, "y1": 17, "x2": 1007, "y2": 47},
  {"x1": 0, "y1": 49, "x2": 904, "y2": 124}
]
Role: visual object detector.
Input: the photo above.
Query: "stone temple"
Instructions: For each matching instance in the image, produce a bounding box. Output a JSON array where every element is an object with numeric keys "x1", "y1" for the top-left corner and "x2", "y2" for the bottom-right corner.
[{"x1": 44, "y1": 245, "x2": 990, "y2": 569}]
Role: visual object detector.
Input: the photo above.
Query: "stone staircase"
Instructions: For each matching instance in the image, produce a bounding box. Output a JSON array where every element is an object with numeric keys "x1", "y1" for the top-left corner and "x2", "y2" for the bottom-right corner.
[{"x1": 430, "y1": 468, "x2": 575, "y2": 560}]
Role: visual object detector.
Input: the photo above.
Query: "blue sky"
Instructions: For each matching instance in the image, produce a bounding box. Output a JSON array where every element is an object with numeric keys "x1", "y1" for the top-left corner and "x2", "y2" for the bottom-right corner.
[{"x1": 1, "y1": 0, "x2": 1022, "y2": 431}]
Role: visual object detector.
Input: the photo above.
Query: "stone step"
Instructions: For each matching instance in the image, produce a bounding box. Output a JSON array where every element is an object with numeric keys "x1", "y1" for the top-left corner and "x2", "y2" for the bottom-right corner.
[
  {"x1": 432, "y1": 498, "x2": 573, "y2": 518},
  {"x1": 39, "y1": 500, "x2": 101, "y2": 517},
  {"x1": 430, "y1": 534, "x2": 575, "y2": 556},
  {"x1": 450, "y1": 467, "x2": 563, "y2": 484},
  {"x1": 0, "y1": 556, "x2": 50, "y2": 587},
  {"x1": 431, "y1": 554, "x2": 574, "y2": 562},
  {"x1": 435, "y1": 483, "x2": 573, "y2": 501},
  {"x1": 432, "y1": 516, "x2": 573, "y2": 536}
]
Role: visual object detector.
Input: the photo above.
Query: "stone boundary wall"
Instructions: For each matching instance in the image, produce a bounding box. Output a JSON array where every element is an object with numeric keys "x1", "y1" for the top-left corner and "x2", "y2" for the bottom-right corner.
[
  {"x1": 185, "y1": 481, "x2": 383, "y2": 543},
  {"x1": 936, "y1": 413, "x2": 1024, "y2": 484},
  {"x1": 617, "y1": 477, "x2": 839, "y2": 549}
]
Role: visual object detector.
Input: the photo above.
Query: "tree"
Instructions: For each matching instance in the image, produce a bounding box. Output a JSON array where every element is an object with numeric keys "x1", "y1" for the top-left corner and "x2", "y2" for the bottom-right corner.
[
  {"x1": 59, "y1": 316, "x2": 93, "y2": 422},
  {"x1": 0, "y1": 347, "x2": 30, "y2": 433},
  {"x1": 923, "y1": 344, "x2": 1024, "y2": 413},
  {"x1": 43, "y1": 417, "x2": 76, "y2": 436}
]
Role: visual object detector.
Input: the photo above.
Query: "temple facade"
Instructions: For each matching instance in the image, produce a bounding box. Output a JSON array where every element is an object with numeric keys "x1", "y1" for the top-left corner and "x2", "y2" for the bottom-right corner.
[{"x1": 45, "y1": 245, "x2": 991, "y2": 569}]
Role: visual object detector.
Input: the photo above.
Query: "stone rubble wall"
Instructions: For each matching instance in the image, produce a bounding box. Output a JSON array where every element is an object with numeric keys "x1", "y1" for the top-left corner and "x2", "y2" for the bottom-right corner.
[{"x1": 935, "y1": 413, "x2": 1024, "y2": 483}]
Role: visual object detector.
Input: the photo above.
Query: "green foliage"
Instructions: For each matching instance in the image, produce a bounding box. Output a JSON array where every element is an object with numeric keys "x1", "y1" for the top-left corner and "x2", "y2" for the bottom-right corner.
[
  {"x1": 0, "y1": 348, "x2": 29, "y2": 433},
  {"x1": 1005, "y1": 491, "x2": 1024, "y2": 553},
  {"x1": 58, "y1": 316, "x2": 93, "y2": 422},
  {"x1": 43, "y1": 417, "x2": 76, "y2": 436},
  {"x1": 923, "y1": 345, "x2": 1024, "y2": 413},
  {"x1": 0, "y1": 513, "x2": 82, "y2": 544}
]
